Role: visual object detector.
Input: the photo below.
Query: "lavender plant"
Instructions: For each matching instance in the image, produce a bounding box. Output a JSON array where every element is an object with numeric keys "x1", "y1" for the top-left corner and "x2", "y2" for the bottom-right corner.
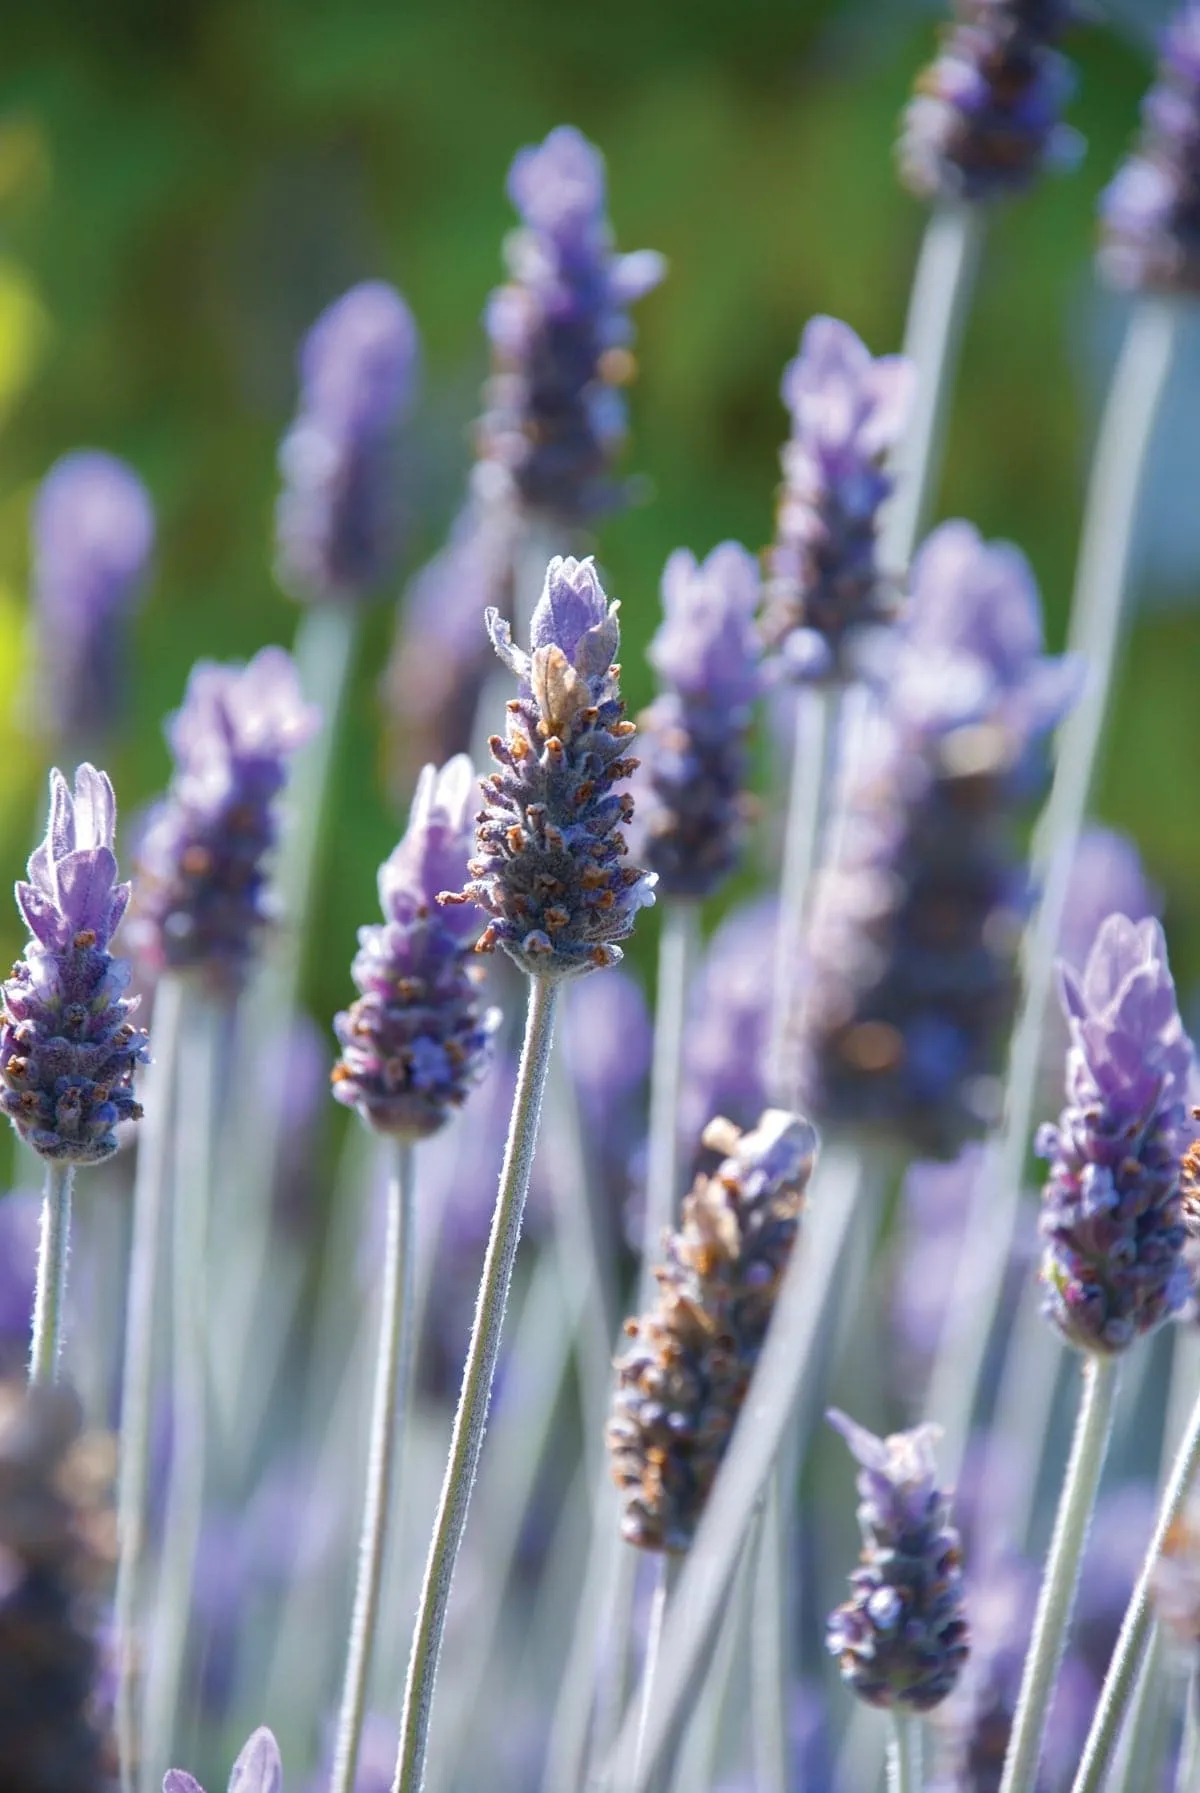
[{"x1": 167, "y1": 1727, "x2": 283, "y2": 1793}]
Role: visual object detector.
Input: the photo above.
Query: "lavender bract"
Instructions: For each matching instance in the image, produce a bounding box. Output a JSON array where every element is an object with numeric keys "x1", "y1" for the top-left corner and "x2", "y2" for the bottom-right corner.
[
  {"x1": 275, "y1": 281, "x2": 418, "y2": 606},
  {"x1": 826, "y1": 1411, "x2": 969, "y2": 1713},
  {"x1": 635, "y1": 543, "x2": 762, "y2": 899},
  {"x1": 899, "y1": 0, "x2": 1083, "y2": 205},
  {"x1": 1037, "y1": 914, "x2": 1194, "y2": 1355},
  {"x1": 1, "y1": 766, "x2": 146, "y2": 1163},
  {"x1": 31, "y1": 450, "x2": 154, "y2": 746},
  {"x1": 1100, "y1": 4, "x2": 1200, "y2": 295},
  {"x1": 475, "y1": 125, "x2": 665, "y2": 524},
  {"x1": 607, "y1": 1109, "x2": 816, "y2": 1553},
  {"x1": 444, "y1": 555, "x2": 656, "y2": 980},
  {"x1": 165, "y1": 1726, "x2": 283, "y2": 1793},
  {"x1": 129, "y1": 647, "x2": 319, "y2": 991},
  {"x1": 761, "y1": 317, "x2": 913, "y2": 682},
  {"x1": 332, "y1": 755, "x2": 499, "y2": 1137}
]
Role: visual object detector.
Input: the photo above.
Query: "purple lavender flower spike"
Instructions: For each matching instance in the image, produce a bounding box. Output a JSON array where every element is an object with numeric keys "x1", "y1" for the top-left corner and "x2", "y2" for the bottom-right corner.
[
  {"x1": 761, "y1": 317, "x2": 914, "y2": 683},
  {"x1": 1100, "y1": 4, "x2": 1200, "y2": 294},
  {"x1": 332, "y1": 755, "x2": 499, "y2": 1137},
  {"x1": 793, "y1": 521, "x2": 1077, "y2": 1158},
  {"x1": 635, "y1": 543, "x2": 763, "y2": 899},
  {"x1": 826, "y1": 1410, "x2": 969, "y2": 1713},
  {"x1": 1, "y1": 765, "x2": 147, "y2": 1163},
  {"x1": 475, "y1": 125, "x2": 665, "y2": 525},
  {"x1": 443, "y1": 555, "x2": 656, "y2": 981},
  {"x1": 129, "y1": 647, "x2": 319, "y2": 991},
  {"x1": 165, "y1": 1726, "x2": 283, "y2": 1793},
  {"x1": 1037, "y1": 913, "x2": 1195, "y2": 1354},
  {"x1": 275, "y1": 281, "x2": 419, "y2": 606},
  {"x1": 607, "y1": 1109, "x2": 816, "y2": 1552},
  {"x1": 32, "y1": 450, "x2": 154, "y2": 747},
  {"x1": 899, "y1": 1, "x2": 1084, "y2": 205}
]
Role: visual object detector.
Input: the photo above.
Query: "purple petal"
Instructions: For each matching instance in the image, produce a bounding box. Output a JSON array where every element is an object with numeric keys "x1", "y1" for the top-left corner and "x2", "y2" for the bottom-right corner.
[{"x1": 227, "y1": 1728, "x2": 282, "y2": 1793}]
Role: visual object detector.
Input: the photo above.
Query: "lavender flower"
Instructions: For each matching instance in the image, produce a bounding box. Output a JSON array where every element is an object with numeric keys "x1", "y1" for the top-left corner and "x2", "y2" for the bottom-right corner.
[
  {"x1": 826, "y1": 1411, "x2": 969, "y2": 1713},
  {"x1": 31, "y1": 450, "x2": 154, "y2": 747},
  {"x1": 761, "y1": 317, "x2": 913, "y2": 682},
  {"x1": 635, "y1": 543, "x2": 762, "y2": 899},
  {"x1": 166, "y1": 1727, "x2": 282, "y2": 1793},
  {"x1": 899, "y1": 1, "x2": 1083, "y2": 205},
  {"x1": 275, "y1": 281, "x2": 418, "y2": 606},
  {"x1": 607, "y1": 1109, "x2": 816, "y2": 1552},
  {"x1": 794, "y1": 521, "x2": 1077, "y2": 1158},
  {"x1": 1100, "y1": 4, "x2": 1200, "y2": 294},
  {"x1": 1, "y1": 766, "x2": 146, "y2": 1163},
  {"x1": 332, "y1": 755, "x2": 499, "y2": 1137},
  {"x1": 444, "y1": 555, "x2": 656, "y2": 980},
  {"x1": 129, "y1": 647, "x2": 319, "y2": 991},
  {"x1": 1037, "y1": 914, "x2": 1194, "y2": 1355},
  {"x1": 475, "y1": 125, "x2": 665, "y2": 524}
]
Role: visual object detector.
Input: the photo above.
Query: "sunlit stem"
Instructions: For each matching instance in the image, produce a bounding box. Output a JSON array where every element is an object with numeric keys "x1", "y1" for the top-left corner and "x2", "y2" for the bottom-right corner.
[{"x1": 28, "y1": 1161, "x2": 75, "y2": 1386}]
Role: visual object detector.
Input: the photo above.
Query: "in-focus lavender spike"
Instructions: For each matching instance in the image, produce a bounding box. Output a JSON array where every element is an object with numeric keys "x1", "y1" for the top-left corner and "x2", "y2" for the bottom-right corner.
[
  {"x1": 275, "y1": 281, "x2": 419, "y2": 606},
  {"x1": 442, "y1": 554, "x2": 656, "y2": 980},
  {"x1": 1, "y1": 765, "x2": 147, "y2": 1163},
  {"x1": 826, "y1": 1411, "x2": 969, "y2": 1712},
  {"x1": 474, "y1": 125, "x2": 665, "y2": 526},
  {"x1": 1100, "y1": 3, "x2": 1200, "y2": 294},
  {"x1": 1037, "y1": 914, "x2": 1195, "y2": 1355},
  {"x1": 332, "y1": 755, "x2": 499, "y2": 1137},
  {"x1": 635, "y1": 543, "x2": 763, "y2": 898},
  {"x1": 899, "y1": 0, "x2": 1084, "y2": 205},
  {"x1": 129, "y1": 647, "x2": 319, "y2": 992}
]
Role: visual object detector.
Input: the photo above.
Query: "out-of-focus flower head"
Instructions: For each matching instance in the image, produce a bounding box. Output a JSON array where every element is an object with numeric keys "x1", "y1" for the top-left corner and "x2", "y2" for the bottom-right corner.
[
  {"x1": 31, "y1": 450, "x2": 154, "y2": 748},
  {"x1": 900, "y1": 0, "x2": 1084, "y2": 205},
  {"x1": 1038, "y1": 914, "x2": 1194, "y2": 1354},
  {"x1": 2, "y1": 765, "x2": 147, "y2": 1163},
  {"x1": 607, "y1": 1110, "x2": 816, "y2": 1552},
  {"x1": 165, "y1": 1727, "x2": 283, "y2": 1793},
  {"x1": 635, "y1": 543, "x2": 763, "y2": 899},
  {"x1": 275, "y1": 281, "x2": 419, "y2": 606},
  {"x1": 0, "y1": 1192, "x2": 38, "y2": 1374},
  {"x1": 793, "y1": 521, "x2": 1077, "y2": 1159},
  {"x1": 332, "y1": 755, "x2": 499, "y2": 1137},
  {"x1": 129, "y1": 647, "x2": 319, "y2": 992},
  {"x1": 475, "y1": 125, "x2": 665, "y2": 525},
  {"x1": 826, "y1": 1411, "x2": 969, "y2": 1713},
  {"x1": 678, "y1": 896, "x2": 776, "y2": 1167},
  {"x1": 444, "y1": 555, "x2": 655, "y2": 979},
  {"x1": 1153, "y1": 1493, "x2": 1200, "y2": 1651},
  {"x1": 761, "y1": 317, "x2": 913, "y2": 682},
  {"x1": 1100, "y1": 4, "x2": 1200, "y2": 294}
]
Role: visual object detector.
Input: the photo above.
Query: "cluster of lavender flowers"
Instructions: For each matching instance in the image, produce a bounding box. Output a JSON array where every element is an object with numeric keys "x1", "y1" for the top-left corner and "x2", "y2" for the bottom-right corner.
[{"x1": 1100, "y1": 2, "x2": 1200, "y2": 293}]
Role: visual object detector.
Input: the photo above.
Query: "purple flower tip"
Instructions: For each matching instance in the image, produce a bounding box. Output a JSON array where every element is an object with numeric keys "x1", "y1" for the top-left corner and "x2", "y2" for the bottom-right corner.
[
  {"x1": 165, "y1": 1726, "x2": 283, "y2": 1793},
  {"x1": 1099, "y1": 3, "x2": 1200, "y2": 294},
  {"x1": 17, "y1": 765, "x2": 127, "y2": 956},
  {"x1": 507, "y1": 125, "x2": 607, "y2": 234}
]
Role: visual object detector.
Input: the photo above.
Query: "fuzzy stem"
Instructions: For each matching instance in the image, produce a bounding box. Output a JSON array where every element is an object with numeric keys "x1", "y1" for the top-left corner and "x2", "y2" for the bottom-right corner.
[
  {"x1": 392, "y1": 974, "x2": 559, "y2": 1793},
  {"x1": 633, "y1": 1557, "x2": 674, "y2": 1791},
  {"x1": 330, "y1": 1138, "x2": 416, "y2": 1793},
  {"x1": 1000, "y1": 1355, "x2": 1120, "y2": 1793},
  {"x1": 28, "y1": 1161, "x2": 75, "y2": 1386},
  {"x1": 887, "y1": 1715, "x2": 923, "y2": 1793},
  {"x1": 750, "y1": 1476, "x2": 792, "y2": 1793},
  {"x1": 114, "y1": 972, "x2": 185, "y2": 1793},
  {"x1": 142, "y1": 989, "x2": 224, "y2": 1793},
  {"x1": 640, "y1": 901, "x2": 700, "y2": 1308},
  {"x1": 879, "y1": 203, "x2": 986, "y2": 579},
  {"x1": 1110, "y1": 1631, "x2": 1169, "y2": 1793},
  {"x1": 1071, "y1": 1369, "x2": 1200, "y2": 1793},
  {"x1": 925, "y1": 296, "x2": 1182, "y2": 1482}
]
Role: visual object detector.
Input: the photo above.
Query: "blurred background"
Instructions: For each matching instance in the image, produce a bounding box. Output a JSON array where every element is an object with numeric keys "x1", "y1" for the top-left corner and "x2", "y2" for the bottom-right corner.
[{"x1": 0, "y1": 0, "x2": 1197, "y2": 1046}]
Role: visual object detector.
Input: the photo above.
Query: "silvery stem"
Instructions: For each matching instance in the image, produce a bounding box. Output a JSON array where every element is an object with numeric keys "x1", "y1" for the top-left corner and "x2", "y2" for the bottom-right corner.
[
  {"x1": 1110, "y1": 1632, "x2": 1169, "y2": 1793},
  {"x1": 29, "y1": 1161, "x2": 75, "y2": 1386},
  {"x1": 632, "y1": 1558, "x2": 673, "y2": 1793},
  {"x1": 114, "y1": 972, "x2": 185, "y2": 1793},
  {"x1": 392, "y1": 974, "x2": 559, "y2": 1793},
  {"x1": 925, "y1": 297, "x2": 1182, "y2": 1482},
  {"x1": 1072, "y1": 1369, "x2": 1200, "y2": 1793},
  {"x1": 1000, "y1": 1355, "x2": 1120, "y2": 1793},
  {"x1": 887, "y1": 1715, "x2": 923, "y2": 1793},
  {"x1": 750, "y1": 1479, "x2": 791, "y2": 1793},
  {"x1": 330, "y1": 1138, "x2": 416, "y2": 1793}
]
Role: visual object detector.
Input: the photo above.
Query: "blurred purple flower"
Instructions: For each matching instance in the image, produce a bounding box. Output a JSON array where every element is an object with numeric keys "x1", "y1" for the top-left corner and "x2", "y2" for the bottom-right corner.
[
  {"x1": 0, "y1": 1192, "x2": 39, "y2": 1373},
  {"x1": 1100, "y1": 3, "x2": 1200, "y2": 293},
  {"x1": 475, "y1": 124, "x2": 665, "y2": 524},
  {"x1": 129, "y1": 647, "x2": 319, "y2": 991},
  {"x1": 1038, "y1": 915, "x2": 1194, "y2": 1353},
  {"x1": 678, "y1": 896, "x2": 776, "y2": 1168},
  {"x1": 166, "y1": 1727, "x2": 282, "y2": 1793},
  {"x1": 762, "y1": 317, "x2": 913, "y2": 682},
  {"x1": 275, "y1": 281, "x2": 419, "y2": 605},
  {"x1": 31, "y1": 450, "x2": 154, "y2": 747}
]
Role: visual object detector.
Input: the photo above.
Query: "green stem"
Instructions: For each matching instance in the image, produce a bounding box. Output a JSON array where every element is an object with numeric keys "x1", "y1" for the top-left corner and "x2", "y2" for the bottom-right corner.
[
  {"x1": 28, "y1": 1160, "x2": 75, "y2": 1386},
  {"x1": 114, "y1": 971, "x2": 185, "y2": 1793},
  {"x1": 887, "y1": 1715, "x2": 923, "y2": 1793},
  {"x1": 330, "y1": 1138, "x2": 416, "y2": 1793},
  {"x1": 1072, "y1": 1369, "x2": 1200, "y2": 1793},
  {"x1": 392, "y1": 975, "x2": 559, "y2": 1793},
  {"x1": 1000, "y1": 1355, "x2": 1120, "y2": 1793}
]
